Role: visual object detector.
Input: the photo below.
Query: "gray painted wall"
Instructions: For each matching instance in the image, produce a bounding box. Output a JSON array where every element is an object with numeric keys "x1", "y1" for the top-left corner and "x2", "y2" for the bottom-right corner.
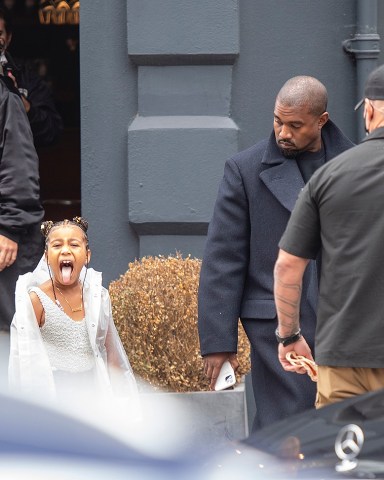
[
  {"x1": 81, "y1": 0, "x2": 383, "y2": 286},
  {"x1": 80, "y1": 0, "x2": 139, "y2": 285}
]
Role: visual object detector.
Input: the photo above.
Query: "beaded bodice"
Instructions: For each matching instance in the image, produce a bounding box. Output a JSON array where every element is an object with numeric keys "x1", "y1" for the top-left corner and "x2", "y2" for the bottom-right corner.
[{"x1": 30, "y1": 287, "x2": 95, "y2": 373}]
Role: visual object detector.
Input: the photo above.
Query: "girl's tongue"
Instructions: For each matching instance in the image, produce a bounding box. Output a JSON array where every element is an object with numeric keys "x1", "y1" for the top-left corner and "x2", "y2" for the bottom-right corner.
[{"x1": 61, "y1": 265, "x2": 72, "y2": 284}]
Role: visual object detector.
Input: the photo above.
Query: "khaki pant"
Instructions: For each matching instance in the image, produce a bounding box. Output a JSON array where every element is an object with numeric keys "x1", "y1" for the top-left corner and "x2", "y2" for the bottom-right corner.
[{"x1": 316, "y1": 365, "x2": 384, "y2": 409}]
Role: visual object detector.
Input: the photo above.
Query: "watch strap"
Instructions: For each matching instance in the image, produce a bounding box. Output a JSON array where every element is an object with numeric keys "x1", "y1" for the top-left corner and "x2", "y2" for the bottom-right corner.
[{"x1": 275, "y1": 328, "x2": 302, "y2": 347}]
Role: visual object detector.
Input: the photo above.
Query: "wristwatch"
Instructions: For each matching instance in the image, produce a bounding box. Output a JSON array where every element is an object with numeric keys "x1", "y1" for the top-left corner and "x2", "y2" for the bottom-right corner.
[
  {"x1": 275, "y1": 328, "x2": 302, "y2": 347},
  {"x1": 18, "y1": 88, "x2": 28, "y2": 98}
]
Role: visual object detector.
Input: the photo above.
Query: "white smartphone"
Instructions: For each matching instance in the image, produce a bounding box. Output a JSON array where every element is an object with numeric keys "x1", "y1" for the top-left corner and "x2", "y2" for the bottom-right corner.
[{"x1": 214, "y1": 360, "x2": 236, "y2": 391}]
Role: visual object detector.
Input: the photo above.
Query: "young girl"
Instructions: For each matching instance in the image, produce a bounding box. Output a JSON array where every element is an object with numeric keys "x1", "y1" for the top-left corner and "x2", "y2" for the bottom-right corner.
[{"x1": 8, "y1": 217, "x2": 139, "y2": 410}]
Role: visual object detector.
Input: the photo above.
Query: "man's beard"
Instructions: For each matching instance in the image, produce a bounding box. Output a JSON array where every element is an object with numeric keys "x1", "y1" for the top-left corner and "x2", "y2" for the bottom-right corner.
[
  {"x1": 277, "y1": 142, "x2": 301, "y2": 158},
  {"x1": 276, "y1": 139, "x2": 301, "y2": 158},
  {"x1": 280, "y1": 148, "x2": 299, "y2": 159}
]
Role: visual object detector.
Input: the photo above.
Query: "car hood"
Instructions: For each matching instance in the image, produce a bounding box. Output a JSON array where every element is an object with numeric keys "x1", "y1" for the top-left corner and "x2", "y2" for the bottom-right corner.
[{"x1": 241, "y1": 388, "x2": 384, "y2": 478}]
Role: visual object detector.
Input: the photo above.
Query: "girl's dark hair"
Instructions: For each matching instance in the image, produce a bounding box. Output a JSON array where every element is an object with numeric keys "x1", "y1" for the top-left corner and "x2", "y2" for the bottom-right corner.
[{"x1": 41, "y1": 217, "x2": 89, "y2": 246}]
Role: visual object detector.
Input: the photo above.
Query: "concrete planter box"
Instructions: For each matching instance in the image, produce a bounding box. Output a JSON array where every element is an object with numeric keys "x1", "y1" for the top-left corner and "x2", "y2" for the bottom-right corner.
[{"x1": 139, "y1": 382, "x2": 248, "y2": 455}]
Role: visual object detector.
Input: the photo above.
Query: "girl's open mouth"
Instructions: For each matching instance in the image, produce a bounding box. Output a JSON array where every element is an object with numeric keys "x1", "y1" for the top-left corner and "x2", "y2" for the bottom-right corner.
[{"x1": 60, "y1": 260, "x2": 73, "y2": 283}]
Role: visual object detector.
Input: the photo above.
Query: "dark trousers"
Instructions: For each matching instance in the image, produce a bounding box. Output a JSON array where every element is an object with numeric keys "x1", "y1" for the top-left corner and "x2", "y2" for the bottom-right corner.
[
  {"x1": 241, "y1": 318, "x2": 317, "y2": 431},
  {"x1": 0, "y1": 224, "x2": 43, "y2": 331}
]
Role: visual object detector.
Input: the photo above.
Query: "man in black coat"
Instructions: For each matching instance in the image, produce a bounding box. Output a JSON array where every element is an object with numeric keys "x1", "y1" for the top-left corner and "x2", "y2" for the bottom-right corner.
[
  {"x1": 0, "y1": 69, "x2": 44, "y2": 333},
  {"x1": 198, "y1": 76, "x2": 354, "y2": 430}
]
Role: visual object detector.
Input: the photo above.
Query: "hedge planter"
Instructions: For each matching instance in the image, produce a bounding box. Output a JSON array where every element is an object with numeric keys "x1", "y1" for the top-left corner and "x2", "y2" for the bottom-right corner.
[{"x1": 110, "y1": 254, "x2": 251, "y2": 393}]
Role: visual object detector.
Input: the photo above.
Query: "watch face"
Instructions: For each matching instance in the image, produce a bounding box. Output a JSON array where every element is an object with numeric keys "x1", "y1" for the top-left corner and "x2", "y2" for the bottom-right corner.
[{"x1": 275, "y1": 328, "x2": 284, "y2": 343}]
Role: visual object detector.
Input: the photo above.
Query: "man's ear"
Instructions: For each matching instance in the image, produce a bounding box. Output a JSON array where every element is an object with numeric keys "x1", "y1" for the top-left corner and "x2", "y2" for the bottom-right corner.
[
  {"x1": 318, "y1": 111, "x2": 329, "y2": 129},
  {"x1": 364, "y1": 99, "x2": 374, "y2": 121},
  {"x1": 364, "y1": 99, "x2": 374, "y2": 134}
]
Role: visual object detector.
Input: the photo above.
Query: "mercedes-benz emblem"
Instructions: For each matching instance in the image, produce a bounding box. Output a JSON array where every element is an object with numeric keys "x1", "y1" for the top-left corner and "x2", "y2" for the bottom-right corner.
[{"x1": 335, "y1": 424, "x2": 364, "y2": 461}]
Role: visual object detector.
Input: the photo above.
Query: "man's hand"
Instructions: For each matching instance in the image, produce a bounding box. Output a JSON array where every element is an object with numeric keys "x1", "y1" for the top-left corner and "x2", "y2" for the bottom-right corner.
[
  {"x1": 0, "y1": 235, "x2": 18, "y2": 271},
  {"x1": 7, "y1": 72, "x2": 30, "y2": 113},
  {"x1": 278, "y1": 336, "x2": 314, "y2": 375},
  {"x1": 203, "y1": 352, "x2": 239, "y2": 390}
]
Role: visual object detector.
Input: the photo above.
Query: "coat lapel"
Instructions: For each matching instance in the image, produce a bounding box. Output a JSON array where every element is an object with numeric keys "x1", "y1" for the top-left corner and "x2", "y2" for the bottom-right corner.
[
  {"x1": 259, "y1": 135, "x2": 304, "y2": 212},
  {"x1": 259, "y1": 133, "x2": 317, "y2": 314},
  {"x1": 258, "y1": 119, "x2": 354, "y2": 213}
]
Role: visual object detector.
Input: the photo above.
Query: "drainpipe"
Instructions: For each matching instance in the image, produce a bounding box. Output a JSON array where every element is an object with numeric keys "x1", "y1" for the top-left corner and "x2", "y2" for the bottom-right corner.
[{"x1": 342, "y1": 0, "x2": 380, "y2": 140}]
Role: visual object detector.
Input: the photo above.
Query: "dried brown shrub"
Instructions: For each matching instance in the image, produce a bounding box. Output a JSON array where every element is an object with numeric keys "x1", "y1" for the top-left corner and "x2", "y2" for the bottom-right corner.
[{"x1": 109, "y1": 253, "x2": 251, "y2": 392}]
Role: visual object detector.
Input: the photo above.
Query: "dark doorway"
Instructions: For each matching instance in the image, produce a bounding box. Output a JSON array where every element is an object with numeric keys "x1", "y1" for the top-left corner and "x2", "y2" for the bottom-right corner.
[{"x1": 2, "y1": 0, "x2": 80, "y2": 221}]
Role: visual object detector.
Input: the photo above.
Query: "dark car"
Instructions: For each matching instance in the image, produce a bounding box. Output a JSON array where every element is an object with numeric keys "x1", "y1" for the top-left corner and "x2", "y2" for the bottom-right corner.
[
  {"x1": 209, "y1": 388, "x2": 384, "y2": 479},
  {"x1": 0, "y1": 390, "x2": 205, "y2": 480},
  {"x1": 4, "y1": 386, "x2": 384, "y2": 479}
]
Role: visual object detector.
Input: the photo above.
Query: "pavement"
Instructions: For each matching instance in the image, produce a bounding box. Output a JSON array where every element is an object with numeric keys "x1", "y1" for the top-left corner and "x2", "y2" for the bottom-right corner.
[{"x1": 0, "y1": 331, "x2": 9, "y2": 393}]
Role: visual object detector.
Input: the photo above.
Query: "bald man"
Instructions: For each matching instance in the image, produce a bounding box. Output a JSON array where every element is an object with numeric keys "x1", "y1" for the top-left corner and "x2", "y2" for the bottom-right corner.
[
  {"x1": 198, "y1": 76, "x2": 354, "y2": 430},
  {"x1": 274, "y1": 64, "x2": 384, "y2": 409}
]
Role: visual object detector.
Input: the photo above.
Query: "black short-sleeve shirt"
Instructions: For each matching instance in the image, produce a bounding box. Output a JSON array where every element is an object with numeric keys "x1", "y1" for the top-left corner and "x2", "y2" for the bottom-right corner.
[{"x1": 279, "y1": 128, "x2": 384, "y2": 368}]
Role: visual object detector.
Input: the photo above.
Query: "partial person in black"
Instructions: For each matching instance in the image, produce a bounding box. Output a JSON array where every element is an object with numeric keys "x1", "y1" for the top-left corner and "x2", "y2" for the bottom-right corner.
[
  {"x1": 0, "y1": 58, "x2": 44, "y2": 332},
  {"x1": 198, "y1": 76, "x2": 354, "y2": 430},
  {"x1": 0, "y1": 7, "x2": 63, "y2": 147}
]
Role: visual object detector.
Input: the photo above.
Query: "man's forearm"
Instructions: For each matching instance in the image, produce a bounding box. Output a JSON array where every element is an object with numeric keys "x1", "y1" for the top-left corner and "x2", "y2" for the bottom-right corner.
[
  {"x1": 274, "y1": 275, "x2": 302, "y2": 336},
  {"x1": 274, "y1": 249, "x2": 309, "y2": 336}
]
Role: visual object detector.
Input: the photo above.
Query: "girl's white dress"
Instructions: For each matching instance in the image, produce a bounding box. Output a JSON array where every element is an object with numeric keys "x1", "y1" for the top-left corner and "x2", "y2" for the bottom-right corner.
[{"x1": 8, "y1": 257, "x2": 139, "y2": 415}]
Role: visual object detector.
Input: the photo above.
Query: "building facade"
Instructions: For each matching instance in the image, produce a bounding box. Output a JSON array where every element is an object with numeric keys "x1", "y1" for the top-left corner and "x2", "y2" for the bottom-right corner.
[{"x1": 80, "y1": 0, "x2": 384, "y2": 285}]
